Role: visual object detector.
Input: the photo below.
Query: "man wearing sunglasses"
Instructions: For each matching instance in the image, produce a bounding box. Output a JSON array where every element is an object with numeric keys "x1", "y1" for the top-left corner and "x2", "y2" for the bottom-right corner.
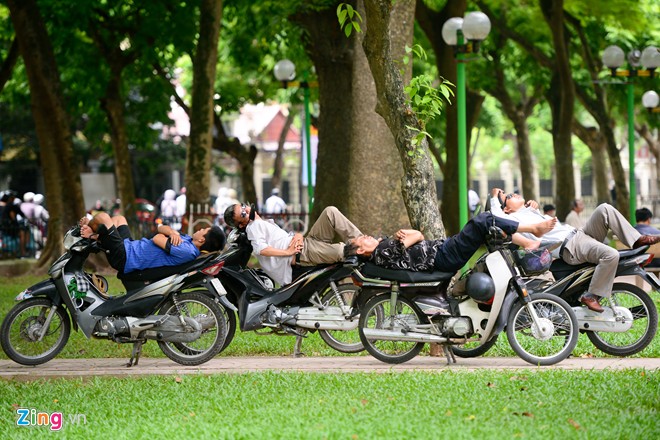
[
  {"x1": 490, "y1": 187, "x2": 660, "y2": 312},
  {"x1": 223, "y1": 204, "x2": 362, "y2": 286}
]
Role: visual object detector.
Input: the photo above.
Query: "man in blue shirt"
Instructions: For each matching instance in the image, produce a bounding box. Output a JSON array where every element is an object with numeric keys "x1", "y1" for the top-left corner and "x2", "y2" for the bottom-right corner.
[
  {"x1": 634, "y1": 208, "x2": 660, "y2": 235},
  {"x1": 80, "y1": 212, "x2": 225, "y2": 274}
]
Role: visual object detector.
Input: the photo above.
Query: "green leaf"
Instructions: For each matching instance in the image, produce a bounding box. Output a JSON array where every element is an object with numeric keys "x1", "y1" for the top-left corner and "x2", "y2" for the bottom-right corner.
[
  {"x1": 344, "y1": 22, "x2": 353, "y2": 37},
  {"x1": 338, "y1": 9, "x2": 347, "y2": 26},
  {"x1": 353, "y1": 21, "x2": 361, "y2": 33}
]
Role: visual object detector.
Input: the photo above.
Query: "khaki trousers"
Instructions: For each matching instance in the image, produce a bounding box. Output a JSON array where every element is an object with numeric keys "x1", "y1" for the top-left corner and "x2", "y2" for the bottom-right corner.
[
  {"x1": 562, "y1": 204, "x2": 640, "y2": 297},
  {"x1": 299, "y1": 207, "x2": 362, "y2": 265}
]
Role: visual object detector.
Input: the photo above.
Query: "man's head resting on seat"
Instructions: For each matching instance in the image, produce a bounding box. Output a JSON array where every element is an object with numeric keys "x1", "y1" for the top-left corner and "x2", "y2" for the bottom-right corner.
[
  {"x1": 199, "y1": 226, "x2": 226, "y2": 253},
  {"x1": 344, "y1": 235, "x2": 378, "y2": 260}
]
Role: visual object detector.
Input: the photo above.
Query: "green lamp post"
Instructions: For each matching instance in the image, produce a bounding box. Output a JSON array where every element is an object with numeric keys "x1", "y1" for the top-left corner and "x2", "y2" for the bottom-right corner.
[
  {"x1": 274, "y1": 59, "x2": 314, "y2": 214},
  {"x1": 601, "y1": 44, "x2": 660, "y2": 222},
  {"x1": 442, "y1": 12, "x2": 491, "y2": 228}
]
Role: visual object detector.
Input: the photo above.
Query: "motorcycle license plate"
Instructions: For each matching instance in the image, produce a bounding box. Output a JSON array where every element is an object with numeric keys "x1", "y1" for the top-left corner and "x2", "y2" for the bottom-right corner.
[{"x1": 210, "y1": 278, "x2": 227, "y2": 296}]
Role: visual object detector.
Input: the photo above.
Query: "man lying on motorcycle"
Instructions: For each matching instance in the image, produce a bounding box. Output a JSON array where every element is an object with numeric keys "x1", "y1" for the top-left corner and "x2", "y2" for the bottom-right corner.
[
  {"x1": 224, "y1": 204, "x2": 362, "y2": 286},
  {"x1": 79, "y1": 212, "x2": 225, "y2": 274},
  {"x1": 489, "y1": 188, "x2": 660, "y2": 313},
  {"x1": 343, "y1": 211, "x2": 555, "y2": 274}
]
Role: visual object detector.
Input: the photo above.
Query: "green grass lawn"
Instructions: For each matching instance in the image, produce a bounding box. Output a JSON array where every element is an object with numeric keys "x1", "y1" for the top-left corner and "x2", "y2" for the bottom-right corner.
[
  {"x1": 1, "y1": 274, "x2": 659, "y2": 360},
  {"x1": 1, "y1": 370, "x2": 658, "y2": 438}
]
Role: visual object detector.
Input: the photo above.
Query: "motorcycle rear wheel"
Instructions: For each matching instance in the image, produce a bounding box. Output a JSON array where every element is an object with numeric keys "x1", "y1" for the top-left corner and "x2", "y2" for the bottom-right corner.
[
  {"x1": 318, "y1": 284, "x2": 366, "y2": 353},
  {"x1": 1, "y1": 298, "x2": 70, "y2": 366},
  {"x1": 359, "y1": 295, "x2": 424, "y2": 364},
  {"x1": 157, "y1": 291, "x2": 226, "y2": 366},
  {"x1": 506, "y1": 293, "x2": 578, "y2": 366},
  {"x1": 586, "y1": 282, "x2": 658, "y2": 356},
  {"x1": 451, "y1": 334, "x2": 499, "y2": 358}
]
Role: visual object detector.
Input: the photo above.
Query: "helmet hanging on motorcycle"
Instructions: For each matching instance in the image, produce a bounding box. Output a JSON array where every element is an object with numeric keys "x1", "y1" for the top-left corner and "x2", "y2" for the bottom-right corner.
[{"x1": 466, "y1": 272, "x2": 496, "y2": 304}]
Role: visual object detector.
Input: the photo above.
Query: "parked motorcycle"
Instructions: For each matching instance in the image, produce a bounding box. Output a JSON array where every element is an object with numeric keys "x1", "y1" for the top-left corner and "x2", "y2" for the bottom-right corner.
[
  {"x1": 353, "y1": 227, "x2": 579, "y2": 366},
  {"x1": 1, "y1": 226, "x2": 232, "y2": 367},
  {"x1": 213, "y1": 229, "x2": 366, "y2": 356},
  {"x1": 530, "y1": 246, "x2": 658, "y2": 356}
]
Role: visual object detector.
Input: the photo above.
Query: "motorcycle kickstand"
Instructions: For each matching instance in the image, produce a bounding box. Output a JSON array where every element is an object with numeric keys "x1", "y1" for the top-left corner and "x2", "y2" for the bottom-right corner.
[
  {"x1": 126, "y1": 339, "x2": 145, "y2": 367},
  {"x1": 442, "y1": 345, "x2": 456, "y2": 364},
  {"x1": 293, "y1": 330, "x2": 308, "y2": 358}
]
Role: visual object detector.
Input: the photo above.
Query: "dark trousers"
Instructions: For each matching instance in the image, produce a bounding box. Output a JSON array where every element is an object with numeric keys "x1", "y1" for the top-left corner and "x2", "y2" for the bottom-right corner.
[
  {"x1": 98, "y1": 225, "x2": 132, "y2": 273},
  {"x1": 433, "y1": 212, "x2": 518, "y2": 273}
]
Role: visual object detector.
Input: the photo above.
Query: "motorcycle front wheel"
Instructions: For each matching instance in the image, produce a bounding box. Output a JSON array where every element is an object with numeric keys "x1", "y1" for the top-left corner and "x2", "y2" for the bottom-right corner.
[
  {"x1": 586, "y1": 282, "x2": 658, "y2": 356},
  {"x1": 157, "y1": 291, "x2": 226, "y2": 366},
  {"x1": 318, "y1": 284, "x2": 367, "y2": 353},
  {"x1": 1, "y1": 298, "x2": 71, "y2": 366},
  {"x1": 358, "y1": 295, "x2": 424, "y2": 364},
  {"x1": 506, "y1": 293, "x2": 578, "y2": 366}
]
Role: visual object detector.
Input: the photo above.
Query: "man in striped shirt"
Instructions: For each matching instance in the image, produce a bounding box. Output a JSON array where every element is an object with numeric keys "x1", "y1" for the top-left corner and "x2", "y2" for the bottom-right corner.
[{"x1": 80, "y1": 212, "x2": 225, "y2": 274}]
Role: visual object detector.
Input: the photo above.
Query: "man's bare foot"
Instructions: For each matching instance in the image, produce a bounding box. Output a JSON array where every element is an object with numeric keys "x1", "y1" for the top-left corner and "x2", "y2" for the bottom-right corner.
[
  {"x1": 532, "y1": 217, "x2": 557, "y2": 237},
  {"x1": 80, "y1": 224, "x2": 98, "y2": 240},
  {"x1": 79, "y1": 216, "x2": 90, "y2": 227},
  {"x1": 525, "y1": 240, "x2": 541, "y2": 251}
]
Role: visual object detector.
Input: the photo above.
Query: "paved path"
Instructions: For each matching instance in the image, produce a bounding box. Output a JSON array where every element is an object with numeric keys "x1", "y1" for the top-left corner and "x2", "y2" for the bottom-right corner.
[{"x1": 1, "y1": 356, "x2": 658, "y2": 380}]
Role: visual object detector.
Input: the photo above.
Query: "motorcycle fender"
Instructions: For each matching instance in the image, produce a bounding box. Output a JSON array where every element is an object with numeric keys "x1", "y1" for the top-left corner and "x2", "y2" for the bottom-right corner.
[
  {"x1": 620, "y1": 266, "x2": 660, "y2": 290},
  {"x1": 15, "y1": 279, "x2": 60, "y2": 302},
  {"x1": 14, "y1": 279, "x2": 78, "y2": 332},
  {"x1": 492, "y1": 291, "x2": 517, "y2": 336},
  {"x1": 218, "y1": 294, "x2": 238, "y2": 312},
  {"x1": 191, "y1": 278, "x2": 238, "y2": 312}
]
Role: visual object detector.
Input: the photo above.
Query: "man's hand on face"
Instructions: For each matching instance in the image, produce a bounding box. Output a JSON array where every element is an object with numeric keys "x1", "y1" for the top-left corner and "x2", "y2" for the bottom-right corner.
[
  {"x1": 525, "y1": 200, "x2": 539, "y2": 210},
  {"x1": 490, "y1": 188, "x2": 504, "y2": 198}
]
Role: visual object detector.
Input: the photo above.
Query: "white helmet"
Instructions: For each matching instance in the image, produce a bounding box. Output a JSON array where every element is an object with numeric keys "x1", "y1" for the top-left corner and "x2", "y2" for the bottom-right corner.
[
  {"x1": 23, "y1": 192, "x2": 35, "y2": 202},
  {"x1": 164, "y1": 189, "x2": 176, "y2": 200},
  {"x1": 33, "y1": 194, "x2": 44, "y2": 205}
]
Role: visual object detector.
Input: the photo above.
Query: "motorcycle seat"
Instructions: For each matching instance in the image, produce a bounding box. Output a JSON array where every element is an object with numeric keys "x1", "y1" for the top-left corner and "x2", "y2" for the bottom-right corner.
[
  {"x1": 118, "y1": 252, "x2": 219, "y2": 288},
  {"x1": 550, "y1": 246, "x2": 648, "y2": 274},
  {"x1": 361, "y1": 262, "x2": 454, "y2": 283},
  {"x1": 618, "y1": 246, "x2": 648, "y2": 258},
  {"x1": 291, "y1": 264, "x2": 333, "y2": 282}
]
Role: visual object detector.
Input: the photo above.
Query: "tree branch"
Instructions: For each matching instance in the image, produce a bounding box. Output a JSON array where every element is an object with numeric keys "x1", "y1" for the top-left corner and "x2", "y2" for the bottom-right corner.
[
  {"x1": 476, "y1": 0, "x2": 554, "y2": 70},
  {"x1": 0, "y1": 37, "x2": 19, "y2": 92}
]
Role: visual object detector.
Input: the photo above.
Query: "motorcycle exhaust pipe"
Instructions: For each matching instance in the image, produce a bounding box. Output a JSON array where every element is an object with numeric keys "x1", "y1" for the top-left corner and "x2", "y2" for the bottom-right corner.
[{"x1": 362, "y1": 328, "x2": 449, "y2": 344}]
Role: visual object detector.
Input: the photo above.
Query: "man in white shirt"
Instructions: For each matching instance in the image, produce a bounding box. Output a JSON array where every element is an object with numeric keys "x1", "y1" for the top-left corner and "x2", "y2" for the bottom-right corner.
[
  {"x1": 264, "y1": 188, "x2": 287, "y2": 214},
  {"x1": 489, "y1": 188, "x2": 660, "y2": 312},
  {"x1": 564, "y1": 198, "x2": 586, "y2": 229},
  {"x1": 224, "y1": 204, "x2": 362, "y2": 286}
]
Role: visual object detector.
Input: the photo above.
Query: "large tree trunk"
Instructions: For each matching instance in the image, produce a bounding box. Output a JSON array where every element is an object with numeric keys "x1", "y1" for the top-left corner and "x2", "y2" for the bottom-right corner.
[
  {"x1": 292, "y1": 5, "x2": 356, "y2": 223},
  {"x1": 100, "y1": 71, "x2": 137, "y2": 222},
  {"x1": 7, "y1": 0, "x2": 85, "y2": 271},
  {"x1": 485, "y1": 36, "x2": 539, "y2": 200},
  {"x1": 416, "y1": 0, "x2": 484, "y2": 235},
  {"x1": 564, "y1": 14, "x2": 628, "y2": 213},
  {"x1": 540, "y1": 0, "x2": 575, "y2": 221},
  {"x1": 362, "y1": 0, "x2": 443, "y2": 237},
  {"x1": 345, "y1": 0, "x2": 409, "y2": 234},
  {"x1": 572, "y1": 121, "x2": 610, "y2": 204},
  {"x1": 185, "y1": 0, "x2": 222, "y2": 207},
  {"x1": 512, "y1": 117, "x2": 537, "y2": 200},
  {"x1": 272, "y1": 110, "x2": 294, "y2": 191}
]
